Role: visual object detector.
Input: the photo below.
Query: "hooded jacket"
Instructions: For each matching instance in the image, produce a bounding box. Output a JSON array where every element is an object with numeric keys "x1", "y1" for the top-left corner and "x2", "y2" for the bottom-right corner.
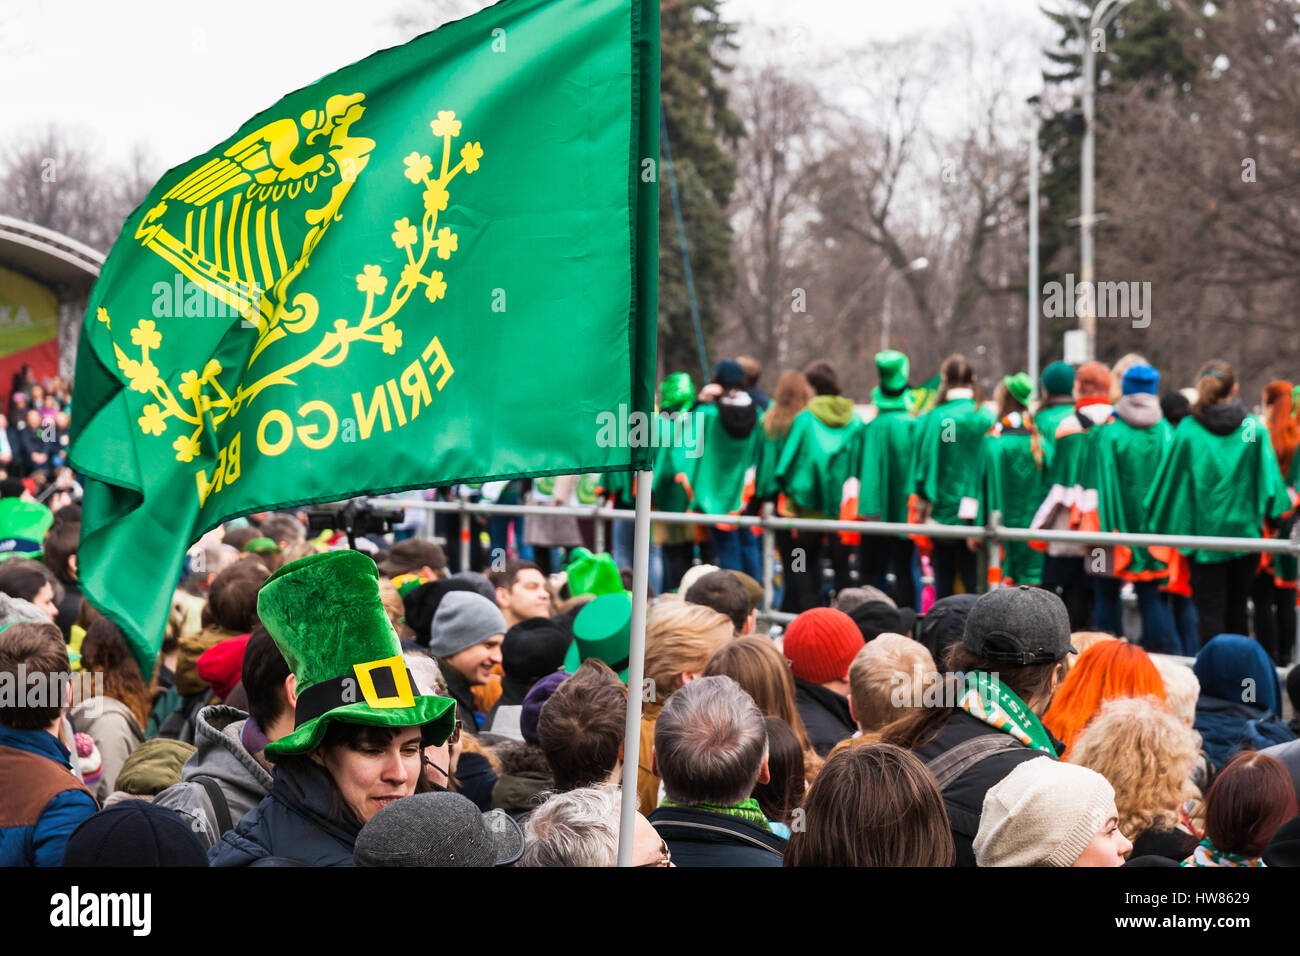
[
  {"x1": 489, "y1": 739, "x2": 554, "y2": 818},
  {"x1": 208, "y1": 758, "x2": 361, "y2": 867},
  {"x1": 153, "y1": 705, "x2": 275, "y2": 849},
  {"x1": 1076, "y1": 395, "x2": 1174, "y2": 579},
  {"x1": 68, "y1": 696, "x2": 145, "y2": 803},
  {"x1": 776, "y1": 396, "x2": 863, "y2": 518},
  {"x1": 1193, "y1": 634, "x2": 1294, "y2": 770},
  {"x1": 1146, "y1": 405, "x2": 1290, "y2": 564},
  {"x1": 678, "y1": 391, "x2": 762, "y2": 516},
  {"x1": 911, "y1": 391, "x2": 994, "y2": 526}
]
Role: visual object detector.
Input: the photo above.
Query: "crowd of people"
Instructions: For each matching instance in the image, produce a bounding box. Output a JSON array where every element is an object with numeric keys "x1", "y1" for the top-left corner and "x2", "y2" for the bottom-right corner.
[
  {"x1": 0, "y1": 367, "x2": 75, "y2": 486},
  {"x1": 614, "y1": 351, "x2": 1298, "y2": 668},
  {"x1": 3, "y1": 348, "x2": 1300, "y2": 868}
]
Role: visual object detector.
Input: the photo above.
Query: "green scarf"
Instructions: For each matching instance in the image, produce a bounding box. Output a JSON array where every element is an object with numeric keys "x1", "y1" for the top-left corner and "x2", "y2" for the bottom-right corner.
[
  {"x1": 660, "y1": 796, "x2": 772, "y2": 831},
  {"x1": 957, "y1": 670, "x2": 1058, "y2": 756}
]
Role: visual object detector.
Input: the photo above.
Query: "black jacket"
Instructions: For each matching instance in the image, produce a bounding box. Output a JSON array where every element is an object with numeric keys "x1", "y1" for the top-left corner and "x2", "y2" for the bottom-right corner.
[
  {"x1": 440, "y1": 664, "x2": 480, "y2": 732},
  {"x1": 912, "y1": 710, "x2": 1064, "y2": 867},
  {"x1": 1130, "y1": 826, "x2": 1198, "y2": 863},
  {"x1": 208, "y1": 758, "x2": 361, "y2": 867},
  {"x1": 648, "y1": 805, "x2": 786, "y2": 867},
  {"x1": 793, "y1": 678, "x2": 855, "y2": 757}
]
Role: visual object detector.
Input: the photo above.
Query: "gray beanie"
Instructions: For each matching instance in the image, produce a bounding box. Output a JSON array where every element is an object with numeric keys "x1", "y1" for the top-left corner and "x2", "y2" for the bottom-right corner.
[
  {"x1": 429, "y1": 591, "x2": 507, "y2": 659},
  {"x1": 974, "y1": 759, "x2": 1116, "y2": 867}
]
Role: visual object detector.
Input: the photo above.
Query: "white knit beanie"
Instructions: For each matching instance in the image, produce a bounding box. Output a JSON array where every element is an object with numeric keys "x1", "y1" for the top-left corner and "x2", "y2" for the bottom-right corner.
[{"x1": 974, "y1": 759, "x2": 1115, "y2": 867}]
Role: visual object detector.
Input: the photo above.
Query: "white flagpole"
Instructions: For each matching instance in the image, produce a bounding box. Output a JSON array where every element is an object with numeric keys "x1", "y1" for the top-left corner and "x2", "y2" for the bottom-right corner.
[{"x1": 616, "y1": 467, "x2": 653, "y2": 865}]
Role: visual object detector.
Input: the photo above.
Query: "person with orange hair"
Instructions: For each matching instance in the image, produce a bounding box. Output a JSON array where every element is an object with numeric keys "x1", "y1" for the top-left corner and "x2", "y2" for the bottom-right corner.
[
  {"x1": 1030, "y1": 361, "x2": 1113, "y2": 629},
  {"x1": 1042, "y1": 639, "x2": 1166, "y2": 757},
  {"x1": 1252, "y1": 380, "x2": 1299, "y2": 665}
]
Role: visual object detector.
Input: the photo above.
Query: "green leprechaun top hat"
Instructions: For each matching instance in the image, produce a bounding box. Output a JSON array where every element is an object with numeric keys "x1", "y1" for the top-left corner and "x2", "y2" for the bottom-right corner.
[
  {"x1": 260, "y1": 550, "x2": 456, "y2": 761},
  {"x1": 563, "y1": 591, "x2": 632, "y2": 682}
]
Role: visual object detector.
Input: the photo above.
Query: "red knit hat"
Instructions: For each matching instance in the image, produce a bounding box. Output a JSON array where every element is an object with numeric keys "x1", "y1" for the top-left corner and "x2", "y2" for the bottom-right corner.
[
  {"x1": 196, "y1": 634, "x2": 251, "y2": 702},
  {"x1": 784, "y1": 608, "x2": 863, "y2": 684}
]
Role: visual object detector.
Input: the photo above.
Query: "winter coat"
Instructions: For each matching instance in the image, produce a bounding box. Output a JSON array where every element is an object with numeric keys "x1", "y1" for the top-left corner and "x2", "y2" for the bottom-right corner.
[
  {"x1": 208, "y1": 758, "x2": 361, "y2": 867},
  {"x1": 153, "y1": 705, "x2": 275, "y2": 849},
  {"x1": 489, "y1": 739, "x2": 554, "y2": 818},
  {"x1": 0, "y1": 725, "x2": 98, "y2": 866},
  {"x1": 69, "y1": 696, "x2": 145, "y2": 803},
  {"x1": 636, "y1": 700, "x2": 664, "y2": 813},
  {"x1": 912, "y1": 709, "x2": 1064, "y2": 868},
  {"x1": 648, "y1": 805, "x2": 786, "y2": 867},
  {"x1": 776, "y1": 396, "x2": 863, "y2": 518},
  {"x1": 1194, "y1": 634, "x2": 1293, "y2": 770},
  {"x1": 793, "y1": 678, "x2": 855, "y2": 758},
  {"x1": 1146, "y1": 403, "x2": 1290, "y2": 563},
  {"x1": 679, "y1": 393, "x2": 762, "y2": 516}
]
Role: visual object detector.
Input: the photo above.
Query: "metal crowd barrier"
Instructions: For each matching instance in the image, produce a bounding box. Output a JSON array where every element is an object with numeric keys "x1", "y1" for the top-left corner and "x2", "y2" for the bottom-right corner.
[{"x1": 371, "y1": 495, "x2": 1300, "y2": 617}]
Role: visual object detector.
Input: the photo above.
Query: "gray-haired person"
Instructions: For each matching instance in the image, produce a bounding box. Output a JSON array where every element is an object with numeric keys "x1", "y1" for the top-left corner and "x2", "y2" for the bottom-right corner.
[
  {"x1": 646, "y1": 675, "x2": 787, "y2": 866},
  {"x1": 518, "y1": 785, "x2": 668, "y2": 867}
]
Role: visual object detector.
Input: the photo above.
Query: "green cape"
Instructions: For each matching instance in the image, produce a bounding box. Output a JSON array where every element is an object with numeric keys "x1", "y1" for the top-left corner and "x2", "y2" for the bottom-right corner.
[
  {"x1": 973, "y1": 419, "x2": 1044, "y2": 584},
  {"x1": 775, "y1": 400, "x2": 863, "y2": 517},
  {"x1": 857, "y1": 406, "x2": 917, "y2": 526},
  {"x1": 910, "y1": 397, "x2": 993, "y2": 525},
  {"x1": 1145, "y1": 414, "x2": 1291, "y2": 564}
]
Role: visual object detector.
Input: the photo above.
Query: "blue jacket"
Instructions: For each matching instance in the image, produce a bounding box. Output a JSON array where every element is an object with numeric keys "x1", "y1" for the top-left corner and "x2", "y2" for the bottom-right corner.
[
  {"x1": 0, "y1": 725, "x2": 98, "y2": 867},
  {"x1": 207, "y1": 758, "x2": 361, "y2": 867}
]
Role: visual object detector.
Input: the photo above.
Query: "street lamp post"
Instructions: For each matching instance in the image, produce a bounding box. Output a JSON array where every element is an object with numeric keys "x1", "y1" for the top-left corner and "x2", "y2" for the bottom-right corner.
[{"x1": 1028, "y1": 94, "x2": 1041, "y2": 398}]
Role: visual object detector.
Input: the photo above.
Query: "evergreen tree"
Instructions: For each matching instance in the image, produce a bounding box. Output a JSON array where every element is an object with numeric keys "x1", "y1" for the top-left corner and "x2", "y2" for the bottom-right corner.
[{"x1": 657, "y1": 0, "x2": 745, "y2": 379}]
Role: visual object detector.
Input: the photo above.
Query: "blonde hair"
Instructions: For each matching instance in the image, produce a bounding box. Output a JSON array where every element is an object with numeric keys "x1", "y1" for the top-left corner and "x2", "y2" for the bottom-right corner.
[
  {"x1": 1070, "y1": 696, "x2": 1201, "y2": 841},
  {"x1": 1153, "y1": 657, "x2": 1200, "y2": 726},
  {"x1": 280, "y1": 540, "x2": 322, "y2": 565},
  {"x1": 1109, "y1": 352, "x2": 1149, "y2": 404},
  {"x1": 644, "y1": 601, "x2": 734, "y2": 699},
  {"x1": 377, "y1": 577, "x2": 413, "y2": 641},
  {"x1": 1068, "y1": 630, "x2": 1116, "y2": 668},
  {"x1": 848, "y1": 634, "x2": 937, "y2": 734}
]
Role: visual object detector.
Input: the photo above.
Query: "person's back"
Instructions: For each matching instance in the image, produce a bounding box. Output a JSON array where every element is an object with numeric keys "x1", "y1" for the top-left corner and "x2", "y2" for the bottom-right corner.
[
  {"x1": 646, "y1": 676, "x2": 787, "y2": 866},
  {"x1": 973, "y1": 382, "x2": 1043, "y2": 587},
  {"x1": 883, "y1": 587, "x2": 1073, "y2": 866},
  {"x1": 153, "y1": 705, "x2": 275, "y2": 848},
  {"x1": 0, "y1": 621, "x2": 98, "y2": 866},
  {"x1": 775, "y1": 362, "x2": 862, "y2": 519},
  {"x1": 1147, "y1": 406, "x2": 1288, "y2": 550}
]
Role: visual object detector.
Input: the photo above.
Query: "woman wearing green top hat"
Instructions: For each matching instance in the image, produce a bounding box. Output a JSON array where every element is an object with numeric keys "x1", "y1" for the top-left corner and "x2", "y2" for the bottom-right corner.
[{"x1": 209, "y1": 551, "x2": 457, "y2": 866}]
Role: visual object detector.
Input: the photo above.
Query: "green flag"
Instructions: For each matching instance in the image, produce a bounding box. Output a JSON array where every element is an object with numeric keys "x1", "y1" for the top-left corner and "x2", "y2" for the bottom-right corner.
[{"x1": 70, "y1": 0, "x2": 659, "y2": 678}]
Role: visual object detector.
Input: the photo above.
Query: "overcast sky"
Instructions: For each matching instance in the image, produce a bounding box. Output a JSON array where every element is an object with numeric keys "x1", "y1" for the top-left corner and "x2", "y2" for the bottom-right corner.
[{"x1": 0, "y1": 0, "x2": 1050, "y2": 174}]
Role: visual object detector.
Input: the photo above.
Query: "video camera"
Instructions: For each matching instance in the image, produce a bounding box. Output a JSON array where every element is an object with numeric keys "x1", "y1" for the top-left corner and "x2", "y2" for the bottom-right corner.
[{"x1": 305, "y1": 498, "x2": 405, "y2": 550}]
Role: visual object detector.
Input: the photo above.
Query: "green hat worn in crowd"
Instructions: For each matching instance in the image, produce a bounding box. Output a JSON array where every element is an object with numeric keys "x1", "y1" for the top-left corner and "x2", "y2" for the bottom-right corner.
[
  {"x1": 1041, "y1": 361, "x2": 1074, "y2": 398},
  {"x1": 244, "y1": 536, "x2": 282, "y2": 555},
  {"x1": 565, "y1": 547, "x2": 624, "y2": 598},
  {"x1": 0, "y1": 496, "x2": 52, "y2": 561},
  {"x1": 1004, "y1": 372, "x2": 1033, "y2": 408},
  {"x1": 873, "y1": 350, "x2": 911, "y2": 411},
  {"x1": 562, "y1": 591, "x2": 632, "y2": 682},
  {"x1": 659, "y1": 372, "x2": 695, "y2": 414},
  {"x1": 260, "y1": 550, "x2": 457, "y2": 761}
]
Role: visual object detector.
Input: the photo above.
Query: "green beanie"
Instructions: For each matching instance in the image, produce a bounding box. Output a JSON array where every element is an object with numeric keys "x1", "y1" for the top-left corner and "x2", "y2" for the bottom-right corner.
[{"x1": 1041, "y1": 361, "x2": 1074, "y2": 397}]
